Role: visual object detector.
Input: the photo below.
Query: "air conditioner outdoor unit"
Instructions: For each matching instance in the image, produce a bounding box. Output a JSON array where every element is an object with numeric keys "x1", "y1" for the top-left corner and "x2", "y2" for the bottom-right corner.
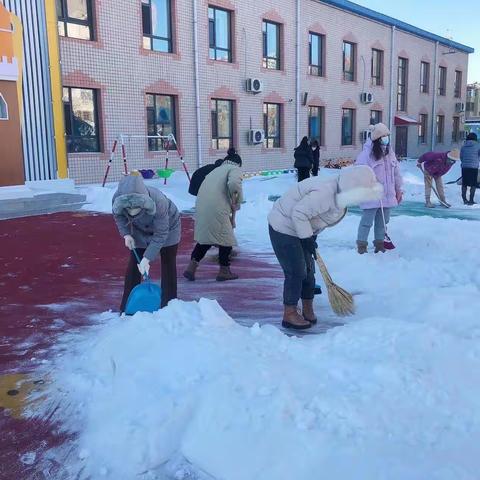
[
  {"x1": 246, "y1": 78, "x2": 264, "y2": 94},
  {"x1": 360, "y1": 130, "x2": 371, "y2": 142},
  {"x1": 455, "y1": 102, "x2": 466, "y2": 113},
  {"x1": 360, "y1": 92, "x2": 374, "y2": 104},
  {"x1": 249, "y1": 129, "x2": 265, "y2": 144}
]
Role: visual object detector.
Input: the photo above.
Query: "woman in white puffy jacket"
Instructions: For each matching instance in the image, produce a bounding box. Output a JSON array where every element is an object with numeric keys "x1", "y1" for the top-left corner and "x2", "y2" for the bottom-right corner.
[{"x1": 268, "y1": 165, "x2": 383, "y2": 330}]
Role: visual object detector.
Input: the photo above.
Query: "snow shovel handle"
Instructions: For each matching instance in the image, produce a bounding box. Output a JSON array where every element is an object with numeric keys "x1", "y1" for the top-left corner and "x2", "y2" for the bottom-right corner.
[{"x1": 132, "y1": 248, "x2": 150, "y2": 281}]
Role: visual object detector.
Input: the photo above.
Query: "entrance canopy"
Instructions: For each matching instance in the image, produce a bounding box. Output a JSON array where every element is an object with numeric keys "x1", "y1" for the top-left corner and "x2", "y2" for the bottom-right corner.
[{"x1": 394, "y1": 114, "x2": 419, "y2": 126}]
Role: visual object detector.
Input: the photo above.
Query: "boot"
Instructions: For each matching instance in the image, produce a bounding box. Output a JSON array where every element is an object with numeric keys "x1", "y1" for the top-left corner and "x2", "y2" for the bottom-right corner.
[
  {"x1": 183, "y1": 260, "x2": 199, "y2": 281},
  {"x1": 425, "y1": 199, "x2": 435, "y2": 208},
  {"x1": 282, "y1": 305, "x2": 311, "y2": 330},
  {"x1": 462, "y1": 186, "x2": 469, "y2": 205},
  {"x1": 216, "y1": 265, "x2": 239, "y2": 282},
  {"x1": 373, "y1": 240, "x2": 386, "y2": 253},
  {"x1": 302, "y1": 299, "x2": 317, "y2": 325},
  {"x1": 469, "y1": 187, "x2": 477, "y2": 205},
  {"x1": 356, "y1": 240, "x2": 368, "y2": 254}
]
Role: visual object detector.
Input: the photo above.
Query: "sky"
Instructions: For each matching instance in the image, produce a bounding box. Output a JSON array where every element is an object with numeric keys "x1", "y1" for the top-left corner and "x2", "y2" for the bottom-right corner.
[{"x1": 354, "y1": 0, "x2": 479, "y2": 83}]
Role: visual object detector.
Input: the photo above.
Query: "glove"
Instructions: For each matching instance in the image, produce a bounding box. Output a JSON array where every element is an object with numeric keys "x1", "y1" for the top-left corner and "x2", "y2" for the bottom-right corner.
[
  {"x1": 396, "y1": 191, "x2": 403, "y2": 204},
  {"x1": 137, "y1": 257, "x2": 150, "y2": 276},
  {"x1": 124, "y1": 235, "x2": 135, "y2": 250},
  {"x1": 301, "y1": 236, "x2": 318, "y2": 258}
]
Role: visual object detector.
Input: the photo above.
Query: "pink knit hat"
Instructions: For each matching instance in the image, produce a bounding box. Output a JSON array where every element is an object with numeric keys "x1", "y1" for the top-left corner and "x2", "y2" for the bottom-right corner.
[{"x1": 370, "y1": 123, "x2": 391, "y2": 141}]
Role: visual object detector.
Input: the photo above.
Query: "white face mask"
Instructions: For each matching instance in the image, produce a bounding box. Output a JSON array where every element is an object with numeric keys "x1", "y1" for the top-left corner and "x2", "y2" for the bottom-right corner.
[
  {"x1": 127, "y1": 207, "x2": 141, "y2": 217},
  {"x1": 380, "y1": 136, "x2": 390, "y2": 146}
]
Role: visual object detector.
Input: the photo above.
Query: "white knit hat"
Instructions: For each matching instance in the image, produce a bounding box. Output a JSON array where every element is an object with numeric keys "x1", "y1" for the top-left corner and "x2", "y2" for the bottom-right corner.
[{"x1": 370, "y1": 123, "x2": 391, "y2": 141}]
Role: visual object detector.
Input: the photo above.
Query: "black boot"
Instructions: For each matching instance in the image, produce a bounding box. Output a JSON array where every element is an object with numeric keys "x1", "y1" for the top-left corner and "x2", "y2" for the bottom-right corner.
[
  {"x1": 462, "y1": 186, "x2": 469, "y2": 205},
  {"x1": 469, "y1": 187, "x2": 477, "y2": 205}
]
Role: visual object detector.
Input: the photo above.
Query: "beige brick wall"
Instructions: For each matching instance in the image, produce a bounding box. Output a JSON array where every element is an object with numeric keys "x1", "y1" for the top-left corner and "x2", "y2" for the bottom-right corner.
[{"x1": 59, "y1": 0, "x2": 470, "y2": 184}]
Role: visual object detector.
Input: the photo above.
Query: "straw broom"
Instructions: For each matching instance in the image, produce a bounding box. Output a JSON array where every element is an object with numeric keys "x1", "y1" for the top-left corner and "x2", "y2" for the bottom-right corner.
[{"x1": 315, "y1": 249, "x2": 355, "y2": 316}]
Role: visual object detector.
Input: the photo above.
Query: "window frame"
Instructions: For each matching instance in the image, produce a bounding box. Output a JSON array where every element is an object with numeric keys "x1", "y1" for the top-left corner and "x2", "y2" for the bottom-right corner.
[
  {"x1": 63, "y1": 86, "x2": 101, "y2": 153},
  {"x1": 263, "y1": 102, "x2": 281, "y2": 148},
  {"x1": 371, "y1": 48, "x2": 383, "y2": 86},
  {"x1": 454, "y1": 70, "x2": 462, "y2": 98},
  {"x1": 370, "y1": 109, "x2": 382, "y2": 125},
  {"x1": 208, "y1": 6, "x2": 232, "y2": 62},
  {"x1": 142, "y1": 0, "x2": 173, "y2": 53},
  {"x1": 309, "y1": 32, "x2": 325, "y2": 77},
  {"x1": 452, "y1": 116, "x2": 460, "y2": 143},
  {"x1": 436, "y1": 114, "x2": 445, "y2": 144},
  {"x1": 146, "y1": 93, "x2": 178, "y2": 151},
  {"x1": 0, "y1": 93, "x2": 9, "y2": 120},
  {"x1": 438, "y1": 66, "x2": 447, "y2": 96},
  {"x1": 397, "y1": 57, "x2": 408, "y2": 112},
  {"x1": 418, "y1": 113, "x2": 428, "y2": 144},
  {"x1": 57, "y1": 0, "x2": 94, "y2": 40},
  {"x1": 342, "y1": 41, "x2": 356, "y2": 82},
  {"x1": 210, "y1": 98, "x2": 234, "y2": 150},
  {"x1": 262, "y1": 20, "x2": 281, "y2": 70},
  {"x1": 341, "y1": 108, "x2": 355, "y2": 146},
  {"x1": 308, "y1": 105, "x2": 324, "y2": 146},
  {"x1": 420, "y1": 61, "x2": 430, "y2": 94}
]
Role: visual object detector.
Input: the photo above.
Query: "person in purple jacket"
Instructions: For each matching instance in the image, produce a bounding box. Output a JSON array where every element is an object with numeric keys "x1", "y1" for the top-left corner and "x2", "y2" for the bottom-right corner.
[{"x1": 417, "y1": 149, "x2": 460, "y2": 208}]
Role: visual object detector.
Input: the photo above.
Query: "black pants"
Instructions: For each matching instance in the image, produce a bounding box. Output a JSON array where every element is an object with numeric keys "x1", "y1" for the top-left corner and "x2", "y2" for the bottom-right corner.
[
  {"x1": 120, "y1": 245, "x2": 178, "y2": 313},
  {"x1": 312, "y1": 161, "x2": 319, "y2": 177},
  {"x1": 297, "y1": 167, "x2": 311, "y2": 182},
  {"x1": 269, "y1": 225, "x2": 315, "y2": 305},
  {"x1": 191, "y1": 243, "x2": 232, "y2": 266}
]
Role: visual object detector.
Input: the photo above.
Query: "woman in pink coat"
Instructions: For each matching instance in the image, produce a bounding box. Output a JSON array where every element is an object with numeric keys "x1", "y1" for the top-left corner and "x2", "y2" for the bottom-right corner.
[{"x1": 355, "y1": 123, "x2": 403, "y2": 254}]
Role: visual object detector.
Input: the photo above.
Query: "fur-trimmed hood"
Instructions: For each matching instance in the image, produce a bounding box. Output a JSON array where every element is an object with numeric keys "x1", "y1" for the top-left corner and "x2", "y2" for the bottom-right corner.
[
  {"x1": 112, "y1": 175, "x2": 156, "y2": 216},
  {"x1": 336, "y1": 165, "x2": 384, "y2": 208}
]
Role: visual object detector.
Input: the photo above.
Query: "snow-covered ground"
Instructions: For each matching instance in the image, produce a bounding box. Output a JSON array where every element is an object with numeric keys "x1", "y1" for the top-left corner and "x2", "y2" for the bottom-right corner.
[{"x1": 33, "y1": 160, "x2": 480, "y2": 480}]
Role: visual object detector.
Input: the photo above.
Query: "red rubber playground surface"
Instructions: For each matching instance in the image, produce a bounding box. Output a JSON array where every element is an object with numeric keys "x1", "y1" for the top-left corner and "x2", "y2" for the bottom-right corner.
[{"x1": 0, "y1": 212, "x2": 340, "y2": 478}]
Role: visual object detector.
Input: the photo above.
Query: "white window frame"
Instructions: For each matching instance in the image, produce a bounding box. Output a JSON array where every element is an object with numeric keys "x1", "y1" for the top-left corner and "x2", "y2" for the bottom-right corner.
[{"x1": 0, "y1": 93, "x2": 9, "y2": 120}]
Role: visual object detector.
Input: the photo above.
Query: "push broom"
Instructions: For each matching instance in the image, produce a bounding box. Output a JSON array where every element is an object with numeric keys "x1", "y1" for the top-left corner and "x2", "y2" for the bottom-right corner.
[{"x1": 314, "y1": 250, "x2": 355, "y2": 316}]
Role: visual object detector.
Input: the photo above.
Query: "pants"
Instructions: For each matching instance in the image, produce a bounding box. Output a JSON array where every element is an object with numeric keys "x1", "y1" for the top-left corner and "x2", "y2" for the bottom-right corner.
[
  {"x1": 269, "y1": 225, "x2": 315, "y2": 306},
  {"x1": 297, "y1": 167, "x2": 311, "y2": 182},
  {"x1": 312, "y1": 161, "x2": 319, "y2": 177},
  {"x1": 120, "y1": 245, "x2": 178, "y2": 313},
  {"x1": 461, "y1": 168, "x2": 478, "y2": 203},
  {"x1": 357, "y1": 208, "x2": 391, "y2": 243},
  {"x1": 191, "y1": 243, "x2": 232, "y2": 266},
  {"x1": 424, "y1": 173, "x2": 445, "y2": 202}
]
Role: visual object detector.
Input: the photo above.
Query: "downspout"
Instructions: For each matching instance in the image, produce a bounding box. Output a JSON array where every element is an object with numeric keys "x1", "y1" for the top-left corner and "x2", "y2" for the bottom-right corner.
[
  {"x1": 193, "y1": 0, "x2": 202, "y2": 167},
  {"x1": 431, "y1": 41, "x2": 439, "y2": 151},
  {"x1": 388, "y1": 26, "x2": 396, "y2": 133},
  {"x1": 295, "y1": 0, "x2": 300, "y2": 145}
]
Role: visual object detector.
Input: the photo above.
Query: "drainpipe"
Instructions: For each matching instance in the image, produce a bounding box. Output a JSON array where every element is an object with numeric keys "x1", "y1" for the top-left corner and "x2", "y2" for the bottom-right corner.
[
  {"x1": 193, "y1": 0, "x2": 202, "y2": 167},
  {"x1": 295, "y1": 0, "x2": 300, "y2": 145},
  {"x1": 431, "y1": 41, "x2": 439, "y2": 151},
  {"x1": 388, "y1": 26, "x2": 396, "y2": 133}
]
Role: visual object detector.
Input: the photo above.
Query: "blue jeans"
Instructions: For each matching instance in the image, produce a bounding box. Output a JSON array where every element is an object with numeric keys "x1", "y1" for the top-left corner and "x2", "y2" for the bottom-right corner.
[
  {"x1": 357, "y1": 208, "x2": 391, "y2": 243},
  {"x1": 269, "y1": 226, "x2": 316, "y2": 305}
]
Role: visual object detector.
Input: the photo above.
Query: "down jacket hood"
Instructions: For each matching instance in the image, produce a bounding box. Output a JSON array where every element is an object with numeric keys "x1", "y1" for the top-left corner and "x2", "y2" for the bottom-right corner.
[
  {"x1": 112, "y1": 174, "x2": 156, "y2": 216},
  {"x1": 337, "y1": 165, "x2": 384, "y2": 208}
]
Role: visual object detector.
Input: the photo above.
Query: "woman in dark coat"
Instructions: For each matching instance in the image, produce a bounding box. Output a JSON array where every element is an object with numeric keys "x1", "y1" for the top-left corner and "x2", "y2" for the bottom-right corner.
[
  {"x1": 294, "y1": 136, "x2": 313, "y2": 182},
  {"x1": 311, "y1": 140, "x2": 320, "y2": 176}
]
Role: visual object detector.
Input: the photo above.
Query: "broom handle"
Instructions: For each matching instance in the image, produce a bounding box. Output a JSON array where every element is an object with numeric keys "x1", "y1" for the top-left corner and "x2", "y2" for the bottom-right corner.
[
  {"x1": 314, "y1": 249, "x2": 333, "y2": 285},
  {"x1": 380, "y1": 199, "x2": 388, "y2": 235}
]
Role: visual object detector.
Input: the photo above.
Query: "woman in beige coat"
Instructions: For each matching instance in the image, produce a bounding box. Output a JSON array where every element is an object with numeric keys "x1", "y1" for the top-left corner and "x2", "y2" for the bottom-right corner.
[
  {"x1": 268, "y1": 165, "x2": 383, "y2": 330},
  {"x1": 184, "y1": 153, "x2": 243, "y2": 281}
]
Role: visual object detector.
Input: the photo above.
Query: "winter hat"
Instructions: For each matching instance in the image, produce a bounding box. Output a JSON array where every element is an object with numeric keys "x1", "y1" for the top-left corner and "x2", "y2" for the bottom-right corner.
[
  {"x1": 336, "y1": 165, "x2": 383, "y2": 208},
  {"x1": 467, "y1": 132, "x2": 478, "y2": 141},
  {"x1": 370, "y1": 123, "x2": 391, "y2": 142},
  {"x1": 447, "y1": 149, "x2": 460, "y2": 162}
]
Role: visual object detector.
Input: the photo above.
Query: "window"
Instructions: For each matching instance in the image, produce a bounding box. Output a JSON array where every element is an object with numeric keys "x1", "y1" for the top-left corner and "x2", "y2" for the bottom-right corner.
[
  {"x1": 209, "y1": 6, "x2": 232, "y2": 62},
  {"x1": 308, "y1": 106, "x2": 324, "y2": 145},
  {"x1": 397, "y1": 57, "x2": 408, "y2": 111},
  {"x1": 438, "y1": 66, "x2": 447, "y2": 96},
  {"x1": 418, "y1": 114, "x2": 428, "y2": 144},
  {"x1": 371, "y1": 49, "x2": 383, "y2": 86},
  {"x1": 341, "y1": 108, "x2": 355, "y2": 146},
  {"x1": 0, "y1": 93, "x2": 8, "y2": 120},
  {"x1": 62, "y1": 87, "x2": 100, "y2": 152},
  {"x1": 343, "y1": 41, "x2": 356, "y2": 81},
  {"x1": 263, "y1": 103, "x2": 281, "y2": 148},
  {"x1": 452, "y1": 117, "x2": 460, "y2": 142},
  {"x1": 57, "y1": 0, "x2": 94, "y2": 40},
  {"x1": 436, "y1": 115, "x2": 445, "y2": 143},
  {"x1": 309, "y1": 33, "x2": 325, "y2": 76},
  {"x1": 211, "y1": 99, "x2": 233, "y2": 150},
  {"x1": 454, "y1": 70, "x2": 462, "y2": 98},
  {"x1": 263, "y1": 21, "x2": 280, "y2": 70},
  {"x1": 467, "y1": 102, "x2": 474, "y2": 112},
  {"x1": 146, "y1": 94, "x2": 177, "y2": 151},
  {"x1": 370, "y1": 110, "x2": 382, "y2": 125},
  {"x1": 142, "y1": 0, "x2": 172, "y2": 53},
  {"x1": 420, "y1": 61, "x2": 430, "y2": 93}
]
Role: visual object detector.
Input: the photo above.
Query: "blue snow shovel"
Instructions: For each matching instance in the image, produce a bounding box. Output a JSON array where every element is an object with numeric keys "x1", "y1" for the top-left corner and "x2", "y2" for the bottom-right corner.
[{"x1": 124, "y1": 249, "x2": 162, "y2": 315}]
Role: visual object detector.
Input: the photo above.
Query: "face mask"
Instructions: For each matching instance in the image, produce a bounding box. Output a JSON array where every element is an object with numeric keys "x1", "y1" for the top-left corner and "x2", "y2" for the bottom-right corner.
[
  {"x1": 127, "y1": 207, "x2": 141, "y2": 217},
  {"x1": 380, "y1": 136, "x2": 390, "y2": 146}
]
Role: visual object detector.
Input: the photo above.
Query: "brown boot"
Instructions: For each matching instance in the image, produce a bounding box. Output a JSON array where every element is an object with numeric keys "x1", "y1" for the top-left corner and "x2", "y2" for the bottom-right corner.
[
  {"x1": 282, "y1": 305, "x2": 311, "y2": 330},
  {"x1": 183, "y1": 260, "x2": 199, "y2": 281},
  {"x1": 373, "y1": 240, "x2": 386, "y2": 253},
  {"x1": 216, "y1": 265, "x2": 239, "y2": 282},
  {"x1": 302, "y1": 299, "x2": 317, "y2": 325},
  {"x1": 356, "y1": 240, "x2": 368, "y2": 254}
]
